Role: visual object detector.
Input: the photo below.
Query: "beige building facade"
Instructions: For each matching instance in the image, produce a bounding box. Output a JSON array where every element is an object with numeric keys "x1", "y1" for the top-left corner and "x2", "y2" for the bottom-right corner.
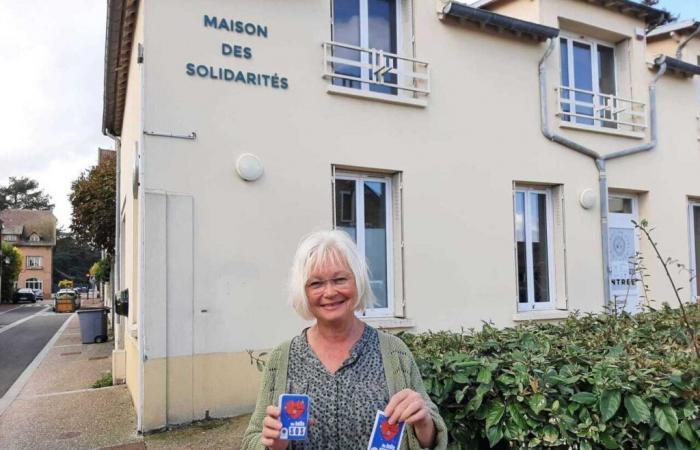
[
  {"x1": 0, "y1": 209, "x2": 57, "y2": 299},
  {"x1": 103, "y1": 0, "x2": 700, "y2": 432}
]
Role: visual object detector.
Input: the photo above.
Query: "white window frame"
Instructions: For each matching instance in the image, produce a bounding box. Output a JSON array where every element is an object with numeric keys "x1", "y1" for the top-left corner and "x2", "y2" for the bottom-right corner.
[
  {"x1": 29, "y1": 233, "x2": 40, "y2": 242},
  {"x1": 333, "y1": 172, "x2": 395, "y2": 318},
  {"x1": 26, "y1": 278, "x2": 43, "y2": 291},
  {"x1": 4, "y1": 235, "x2": 17, "y2": 242},
  {"x1": 689, "y1": 202, "x2": 700, "y2": 302},
  {"x1": 331, "y1": 0, "x2": 403, "y2": 93},
  {"x1": 560, "y1": 34, "x2": 619, "y2": 128},
  {"x1": 26, "y1": 256, "x2": 43, "y2": 269},
  {"x1": 514, "y1": 186, "x2": 557, "y2": 312}
]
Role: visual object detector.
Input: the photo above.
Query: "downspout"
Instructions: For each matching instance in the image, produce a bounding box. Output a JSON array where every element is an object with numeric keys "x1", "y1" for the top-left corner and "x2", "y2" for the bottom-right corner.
[
  {"x1": 676, "y1": 24, "x2": 700, "y2": 60},
  {"x1": 105, "y1": 129, "x2": 121, "y2": 347},
  {"x1": 539, "y1": 37, "x2": 666, "y2": 308}
]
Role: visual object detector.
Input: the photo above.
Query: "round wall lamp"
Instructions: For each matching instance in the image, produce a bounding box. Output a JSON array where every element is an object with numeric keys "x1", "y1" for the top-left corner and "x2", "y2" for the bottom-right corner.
[
  {"x1": 579, "y1": 189, "x2": 596, "y2": 210},
  {"x1": 235, "y1": 153, "x2": 264, "y2": 182}
]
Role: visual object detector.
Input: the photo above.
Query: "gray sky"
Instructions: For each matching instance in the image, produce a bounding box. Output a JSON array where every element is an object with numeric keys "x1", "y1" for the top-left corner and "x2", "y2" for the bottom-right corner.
[{"x1": 0, "y1": 0, "x2": 698, "y2": 229}]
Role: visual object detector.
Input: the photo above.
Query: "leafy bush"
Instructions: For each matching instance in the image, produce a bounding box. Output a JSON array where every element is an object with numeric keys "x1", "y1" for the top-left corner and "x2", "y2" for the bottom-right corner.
[
  {"x1": 401, "y1": 304, "x2": 700, "y2": 449},
  {"x1": 1, "y1": 242, "x2": 21, "y2": 302},
  {"x1": 92, "y1": 372, "x2": 113, "y2": 389}
]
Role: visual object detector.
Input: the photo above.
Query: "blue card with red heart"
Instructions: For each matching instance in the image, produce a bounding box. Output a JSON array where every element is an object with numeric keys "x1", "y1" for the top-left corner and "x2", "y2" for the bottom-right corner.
[
  {"x1": 279, "y1": 394, "x2": 310, "y2": 441},
  {"x1": 367, "y1": 411, "x2": 405, "y2": 450}
]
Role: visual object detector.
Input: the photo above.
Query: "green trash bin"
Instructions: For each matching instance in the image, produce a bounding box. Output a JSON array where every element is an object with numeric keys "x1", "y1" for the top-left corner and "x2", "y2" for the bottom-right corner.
[{"x1": 76, "y1": 308, "x2": 109, "y2": 344}]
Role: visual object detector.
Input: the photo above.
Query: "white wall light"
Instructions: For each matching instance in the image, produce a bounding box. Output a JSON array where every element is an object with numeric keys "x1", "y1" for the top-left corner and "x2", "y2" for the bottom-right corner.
[
  {"x1": 579, "y1": 189, "x2": 596, "y2": 210},
  {"x1": 235, "y1": 153, "x2": 264, "y2": 182}
]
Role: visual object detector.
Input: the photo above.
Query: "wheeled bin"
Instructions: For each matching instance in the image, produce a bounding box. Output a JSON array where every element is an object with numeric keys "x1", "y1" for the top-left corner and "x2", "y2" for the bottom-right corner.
[{"x1": 76, "y1": 308, "x2": 110, "y2": 343}]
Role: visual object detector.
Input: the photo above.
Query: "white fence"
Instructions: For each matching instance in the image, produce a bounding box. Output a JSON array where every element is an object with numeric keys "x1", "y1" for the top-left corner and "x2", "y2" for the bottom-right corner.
[{"x1": 557, "y1": 85, "x2": 647, "y2": 133}]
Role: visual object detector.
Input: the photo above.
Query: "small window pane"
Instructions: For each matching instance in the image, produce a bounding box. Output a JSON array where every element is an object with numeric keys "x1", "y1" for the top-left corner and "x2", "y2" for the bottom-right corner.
[
  {"x1": 364, "y1": 181, "x2": 388, "y2": 308},
  {"x1": 335, "y1": 179, "x2": 357, "y2": 241},
  {"x1": 609, "y1": 197, "x2": 632, "y2": 214},
  {"x1": 530, "y1": 193, "x2": 550, "y2": 303},
  {"x1": 598, "y1": 45, "x2": 616, "y2": 96},
  {"x1": 332, "y1": 0, "x2": 362, "y2": 89},
  {"x1": 368, "y1": 0, "x2": 397, "y2": 94},
  {"x1": 573, "y1": 41, "x2": 594, "y2": 125},
  {"x1": 515, "y1": 192, "x2": 528, "y2": 303},
  {"x1": 560, "y1": 38, "x2": 571, "y2": 122}
]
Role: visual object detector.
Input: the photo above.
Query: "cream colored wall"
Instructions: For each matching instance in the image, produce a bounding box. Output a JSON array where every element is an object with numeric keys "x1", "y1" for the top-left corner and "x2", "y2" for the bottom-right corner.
[
  {"x1": 126, "y1": 0, "x2": 700, "y2": 429},
  {"x1": 118, "y1": 0, "x2": 145, "y2": 427},
  {"x1": 483, "y1": 0, "x2": 540, "y2": 23}
]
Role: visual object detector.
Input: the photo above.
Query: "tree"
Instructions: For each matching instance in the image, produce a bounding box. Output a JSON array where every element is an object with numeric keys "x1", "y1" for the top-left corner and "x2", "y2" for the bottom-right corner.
[
  {"x1": 640, "y1": 0, "x2": 659, "y2": 6},
  {"x1": 1, "y1": 243, "x2": 21, "y2": 303},
  {"x1": 0, "y1": 177, "x2": 54, "y2": 210},
  {"x1": 52, "y1": 228, "x2": 101, "y2": 287},
  {"x1": 70, "y1": 154, "x2": 116, "y2": 253}
]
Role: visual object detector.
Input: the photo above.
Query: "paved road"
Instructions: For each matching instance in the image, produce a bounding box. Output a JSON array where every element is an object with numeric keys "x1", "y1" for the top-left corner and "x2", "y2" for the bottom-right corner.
[
  {"x1": 0, "y1": 304, "x2": 47, "y2": 329},
  {"x1": 0, "y1": 307, "x2": 69, "y2": 398}
]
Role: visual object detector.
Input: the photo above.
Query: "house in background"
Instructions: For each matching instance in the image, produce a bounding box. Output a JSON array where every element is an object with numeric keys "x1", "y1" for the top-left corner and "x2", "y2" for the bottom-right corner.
[
  {"x1": 0, "y1": 209, "x2": 57, "y2": 298},
  {"x1": 103, "y1": 0, "x2": 700, "y2": 432}
]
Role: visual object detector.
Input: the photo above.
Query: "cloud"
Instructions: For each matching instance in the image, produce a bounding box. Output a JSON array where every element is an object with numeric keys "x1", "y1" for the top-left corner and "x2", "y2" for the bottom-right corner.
[{"x1": 0, "y1": 0, "x2": 113, "y2": 228}]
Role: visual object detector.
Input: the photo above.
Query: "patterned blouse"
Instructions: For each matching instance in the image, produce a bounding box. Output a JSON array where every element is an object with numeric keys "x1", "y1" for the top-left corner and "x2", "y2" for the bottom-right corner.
[{"x1": 286, "y1": 325, "x2": 389, "y2": 450}]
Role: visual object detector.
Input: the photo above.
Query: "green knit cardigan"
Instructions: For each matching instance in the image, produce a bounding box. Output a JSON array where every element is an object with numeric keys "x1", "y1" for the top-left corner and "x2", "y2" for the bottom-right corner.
[{"x1": 241, "y1": 330, "x2": 448, "y2": 450}]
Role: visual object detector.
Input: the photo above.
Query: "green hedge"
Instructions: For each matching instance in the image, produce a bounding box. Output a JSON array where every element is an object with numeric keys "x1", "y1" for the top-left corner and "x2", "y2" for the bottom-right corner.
[{"x1": 400, "y1": 304, "x2": 700, "y2": 450}]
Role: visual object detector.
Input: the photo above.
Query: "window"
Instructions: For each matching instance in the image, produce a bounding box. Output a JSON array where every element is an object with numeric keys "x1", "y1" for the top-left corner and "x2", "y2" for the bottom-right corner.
[
  {"x1": 26, "y1": 256, "x2": 43, "y2": 269},
  {"x1": 26, "y1": 278, "x2": 43, "y2": 291},
  {"x1": 4, "y1": 235, "x2": 17, "y2": 242},
  {"x1": 334, "y1": 171, "x2": 395, "y2": 316},
  {"x1": 514, "y1": 187, "x2": 557, "y2": 311},
  {"x1": 690, "y1": 203, "x2": 700, "y2": 302},
  {"x1": 331, "y1": 0, "x2": 400, "y2": 94},
  {"x1": 560, "y1": 36, "x2": 617, "y2": 128},
  {"x1": 29, "y1": 233, "x2": 40, "y2": 242}
]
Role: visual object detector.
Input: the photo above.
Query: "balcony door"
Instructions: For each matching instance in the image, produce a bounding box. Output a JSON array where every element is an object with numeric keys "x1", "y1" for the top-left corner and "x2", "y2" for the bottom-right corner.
[
  {"x1": 332, "y1": 0, "x2": 399, "y2": 93},
  {"x1": 560, "y1": 36, "x2": 617, "y2": 127}
]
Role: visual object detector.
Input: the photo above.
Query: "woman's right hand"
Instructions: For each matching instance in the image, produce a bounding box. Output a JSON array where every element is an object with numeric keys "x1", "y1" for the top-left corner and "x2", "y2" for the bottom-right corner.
[{"x1": 261, "y1": 405, "x2": 289, "y2": 450}]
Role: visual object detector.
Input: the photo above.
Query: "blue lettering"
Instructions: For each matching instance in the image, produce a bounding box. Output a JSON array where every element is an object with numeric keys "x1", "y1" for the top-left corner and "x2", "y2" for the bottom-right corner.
[
  {"x1": 257, "y1": 25, "x2": 268, "y2": 38},
  {"x1": 247, "y1": 73, "x2": 257, "y2": 85},
  {"x1": 203, "y1": 15, "x2": 217, "y2": 28},
  {"x1": 196, "y1": 65, "x2": 209, "y2": 77},
  {"x1": 244, "y1": 47, "x2": 252, "y2": 59},
  {"x1": 235, "y1": 21, "x2": 244, "y2": 34},
  {"x1": 186, "y1": 63, "x2": 195, "y2": 76},
  {"x1": 224, "y1": 69, "x2": 235, "y2": 81},
  {"x1": 235, "y1": 72, "x2": 246, "y2": 83},
  {"x1": 281, "y1": 78, "x2": 289, "y2": 89},
  {"x1": 244, "y1": 23, "x2": 257, "y2": 36},
  {"x1": 218, "y1": 18, "x2": 230, "y2": 31},
  {"x1": 222, "y1": 43, "x2": 232, "y2": 55}
]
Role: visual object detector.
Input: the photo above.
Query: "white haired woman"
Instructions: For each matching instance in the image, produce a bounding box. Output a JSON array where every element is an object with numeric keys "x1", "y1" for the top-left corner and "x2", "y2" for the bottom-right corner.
[{"x1": 241, "y1": 230, "x2": 447, "y2": 450}]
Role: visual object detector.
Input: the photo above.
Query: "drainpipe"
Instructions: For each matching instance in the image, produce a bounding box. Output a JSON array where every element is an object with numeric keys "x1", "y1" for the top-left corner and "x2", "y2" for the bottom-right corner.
[
  {"x1": 538, "y1": 38, "x2": 666, "y2": 308},
  {"x1": 105, "y1": 129, "x2": 121, "y2": 348},
  {"x1": 675, "y1": 24, "x2": 700, "y2": 60}
]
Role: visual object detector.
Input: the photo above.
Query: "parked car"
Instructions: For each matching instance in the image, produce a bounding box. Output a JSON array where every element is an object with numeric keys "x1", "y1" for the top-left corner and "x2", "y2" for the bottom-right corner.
[
  {"x1": 13, "y1": 289, "x2": 36, "y2": 304},
  {"x1": 32, "y1": 289, "x2": 44, "y2": 301},
  {"x1": 53, "y1": 289, "x2": 80, "y2": 311}
]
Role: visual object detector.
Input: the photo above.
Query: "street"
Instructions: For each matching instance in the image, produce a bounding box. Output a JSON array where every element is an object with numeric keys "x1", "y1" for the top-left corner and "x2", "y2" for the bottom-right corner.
[{"x1": 0, "y1": 304, "x2": 69, "y2": 398}]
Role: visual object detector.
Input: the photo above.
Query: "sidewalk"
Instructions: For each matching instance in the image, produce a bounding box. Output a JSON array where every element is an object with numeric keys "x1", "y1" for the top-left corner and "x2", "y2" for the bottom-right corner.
[{"x1": 0, "y1": 309, "x2": 251, "y2": 450}]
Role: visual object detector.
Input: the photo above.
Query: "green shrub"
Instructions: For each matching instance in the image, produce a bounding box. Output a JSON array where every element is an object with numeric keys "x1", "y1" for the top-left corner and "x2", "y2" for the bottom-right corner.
[
  {"x1": 92, "y1": 372, "x2": 113, "y2": 389},
  {"x1": 401, "y1": 304, "x2": 700, "y2": 449}
]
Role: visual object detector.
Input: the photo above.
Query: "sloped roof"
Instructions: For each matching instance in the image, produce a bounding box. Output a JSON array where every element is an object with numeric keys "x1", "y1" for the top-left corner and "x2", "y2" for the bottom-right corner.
[
  {"x1": 471, "y1": 0, "x2": 671, "y2": 26},
  {"x1": 0, "y1": 209, "x2": 57, "y2": 246},
  {"x1": 647, "y1": 20, "x2": 699, "y2": 40}
]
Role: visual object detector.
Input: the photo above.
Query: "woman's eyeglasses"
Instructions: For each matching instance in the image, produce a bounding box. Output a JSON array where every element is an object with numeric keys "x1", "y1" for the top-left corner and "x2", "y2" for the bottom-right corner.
[{"x1": 305, "y1": 275, "x2": 353, "y2": 293}]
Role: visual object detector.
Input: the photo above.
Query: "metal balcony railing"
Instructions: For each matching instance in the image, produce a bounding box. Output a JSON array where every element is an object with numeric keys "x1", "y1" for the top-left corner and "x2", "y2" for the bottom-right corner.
[
  {"x1": 322, "y1": 41, "x2": 430, "y2": 98},
  {"x1": 557, "y1": 86, "x2": 647, "y2": 134}
]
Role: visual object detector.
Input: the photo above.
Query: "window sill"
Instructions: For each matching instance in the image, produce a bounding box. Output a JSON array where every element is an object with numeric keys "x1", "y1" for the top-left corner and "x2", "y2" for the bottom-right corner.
[
  {"x1": 558, "y1": 120, "x2": 645, "y2": 139},
  {"x1": 361, "y1": 316, "x2": 415, "y2": 330},
  {"x1": 513, "y1": 310, "x2": 570, "y2": 322},
  {"x1": 327, "y1": 85, "x2": 427, "y2": 108}
]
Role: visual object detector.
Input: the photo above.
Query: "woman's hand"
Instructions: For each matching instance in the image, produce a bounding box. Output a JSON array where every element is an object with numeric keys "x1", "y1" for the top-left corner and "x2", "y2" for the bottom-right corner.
[
  {"x1": 261, "y1": 406, "x2": 289, "y2": 450},
  {"x1": 385, "y1": 389, "x2": 436, "y2": 448}
]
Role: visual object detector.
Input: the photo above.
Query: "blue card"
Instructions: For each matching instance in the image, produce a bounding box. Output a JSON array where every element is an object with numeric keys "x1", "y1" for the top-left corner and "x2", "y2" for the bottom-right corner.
[
  {"x1": 367, "y1": 411, "x2": 406, "y2": 450},
  {"x1": 279, "y1": 394, "x2": 310, "y2": 441}
]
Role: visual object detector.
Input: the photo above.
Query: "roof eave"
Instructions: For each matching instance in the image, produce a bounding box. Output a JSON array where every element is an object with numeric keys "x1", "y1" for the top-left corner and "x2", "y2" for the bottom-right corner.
[
  {"x1": 654, "y1": 55, "x2": 700, "y2": 77},
  {"x1": 443, "y1": 2, "x2": 560, "y2": 42}
]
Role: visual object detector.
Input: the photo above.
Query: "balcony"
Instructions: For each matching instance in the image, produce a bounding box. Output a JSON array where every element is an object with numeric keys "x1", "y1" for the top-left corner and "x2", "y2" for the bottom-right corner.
[
  {"x1": 556, "y1": 86, "x2": 647, "y2": 138},
  {"x1": 322, "y1": 41, "x2": 430, "y2": 107}
]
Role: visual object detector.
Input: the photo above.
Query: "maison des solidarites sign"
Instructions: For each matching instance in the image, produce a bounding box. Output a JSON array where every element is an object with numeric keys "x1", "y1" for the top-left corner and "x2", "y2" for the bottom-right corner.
[{"x1": 186, "y1": 14, "x2": 290, "y2": 90}]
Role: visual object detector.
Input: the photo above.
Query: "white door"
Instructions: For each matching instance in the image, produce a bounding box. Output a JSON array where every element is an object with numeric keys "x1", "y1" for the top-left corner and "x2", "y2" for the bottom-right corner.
[{"x1": 608, "y1": 195, "x2": 641, "y2": 313}]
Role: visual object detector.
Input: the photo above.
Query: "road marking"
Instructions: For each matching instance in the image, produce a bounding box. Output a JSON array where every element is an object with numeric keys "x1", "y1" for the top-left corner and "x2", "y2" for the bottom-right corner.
[
  {"x1": 0, "y1": 305, "x2": 25, "y2": 316},
  {"x1": 0, "y1": 313, "x2": 74, "y2": 417},
  {"x1": 21, "y1": 385, "x2": 122, "y2": 400},
  {"x1": 0, "y1": 306, "x2": 50, "y2": 335}
]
